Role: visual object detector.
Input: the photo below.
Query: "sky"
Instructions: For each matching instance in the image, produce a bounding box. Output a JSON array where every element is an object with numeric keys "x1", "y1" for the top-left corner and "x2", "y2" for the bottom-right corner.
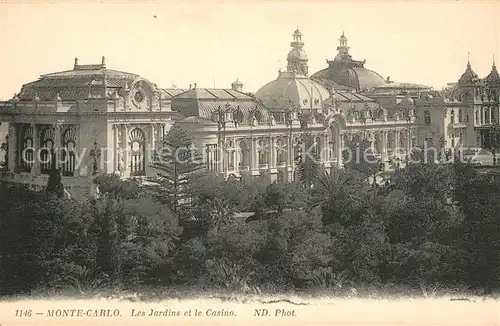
[{"x1": 0, "y1": 0, "x2": 498, "y2": 100}]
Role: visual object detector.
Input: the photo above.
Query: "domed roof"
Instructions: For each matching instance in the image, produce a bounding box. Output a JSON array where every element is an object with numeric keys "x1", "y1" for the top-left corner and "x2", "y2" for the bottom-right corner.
[
  {"x1": 287, "y1": 48, "x2": 308, "y2": 61},
  {"x1": 311, "y1": 33, "x2": 386, "y2": 92},
  {"x1": 313, "y1": 67, "x2": 386, "y2": 91},
  {"x1": 255, "y1": 74, "x2": 330, "y2": 111},
  {"x1": 486, "y1": 63, "x2": 500, "y2": 85},
  {"x1": 458, "y1": 61, "x2": 479, "y2": 85}
]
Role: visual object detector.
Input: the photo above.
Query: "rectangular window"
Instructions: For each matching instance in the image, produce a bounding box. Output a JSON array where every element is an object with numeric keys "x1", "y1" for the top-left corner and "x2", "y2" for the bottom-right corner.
[{"x1": 424, "y1": 111, "x2": 431, "y2": 125}]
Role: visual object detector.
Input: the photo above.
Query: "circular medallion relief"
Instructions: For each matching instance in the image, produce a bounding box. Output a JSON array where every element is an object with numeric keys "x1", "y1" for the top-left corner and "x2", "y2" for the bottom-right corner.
[
  {"x1": 132, "y1": 141, "x2": 141, "y2": 152},
  {"x1": 134, "y1": 90, "x2": 144, "y2": 103}
]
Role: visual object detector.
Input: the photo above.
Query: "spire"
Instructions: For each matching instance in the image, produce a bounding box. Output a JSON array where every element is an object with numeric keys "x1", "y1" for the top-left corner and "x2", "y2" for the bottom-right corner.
[
  {"x1": 459, "y1": 55, "x2": 479, "y2": 85},
  {"x1": 486, "y1": 54, "x2": 500, "y2": 85}
]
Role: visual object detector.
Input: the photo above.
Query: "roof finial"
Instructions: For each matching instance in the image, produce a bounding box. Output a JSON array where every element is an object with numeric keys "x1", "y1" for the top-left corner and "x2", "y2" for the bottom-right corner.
[
  {"x1": 493, "y1": 54, "x2": 496, "y2": 67},
  {"x1": 467, "y1": 52, "x2": 470, "y2": 65}
]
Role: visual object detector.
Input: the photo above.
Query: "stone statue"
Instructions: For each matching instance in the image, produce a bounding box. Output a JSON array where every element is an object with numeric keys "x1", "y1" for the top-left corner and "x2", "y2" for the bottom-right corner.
[{"x1": 117, "y1": 148, "x2": 125, "y2": 177}]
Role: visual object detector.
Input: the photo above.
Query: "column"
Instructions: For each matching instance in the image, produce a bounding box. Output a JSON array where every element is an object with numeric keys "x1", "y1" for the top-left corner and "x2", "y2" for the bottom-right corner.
[
  {"x1": 489, "y1": 107, "x2": 492, "y2": 124},
  {"x1": 149, "y1": 123, "x2": 156, "y2": 175},
  {"x1": 31, "y1": 123, "x2": 39, "y2": 176},
  {"x1": 337, "y1": 133, "x2": 343, "y2": 168},
  {"x1": 113, "y1": 124, "x2": 119, "y2": 173},
  {"x1": 7, "y1": 123, "x2": 17, "y2": 172},
  {"x1": 234, "y1": 139, "x2": 241, "y2": 170},
  {"x1": 287, "y1": 133, "x2": 293, "y2": 167},
  {"x1": 122, "y1": 124, "x2": 130, "y2": 178},
  {"x1": 381, "y1": 131, "x2": 387, "y2": 162},
  {"x1": 251, "y1": 137, "x2": 257, "y2": 171},
  {"x1": 75, "y1": 124, "x2": 81, "y2": 176},
  {"x1": 395, "y1": 130, "x2": 400, "y2": 157},
  {"x1": 54, "y1": 122, "x2": 61, "y2": 169},
  {"x1": 269, "y1": 136, "x2": 275, "y2": 168},
  {"x1": 323, "y1": 134, "x2": 329, "y2": 162}
]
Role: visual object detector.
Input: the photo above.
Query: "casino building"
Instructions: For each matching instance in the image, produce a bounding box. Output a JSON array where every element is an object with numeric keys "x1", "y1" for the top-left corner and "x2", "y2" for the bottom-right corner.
[{"x1": 0, "y1": 28, "x2": 497, "y2": 198}]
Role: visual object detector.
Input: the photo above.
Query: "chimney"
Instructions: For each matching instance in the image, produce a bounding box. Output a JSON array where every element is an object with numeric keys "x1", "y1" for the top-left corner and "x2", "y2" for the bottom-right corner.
[
  {"x1": 194, "y1": 83, "x2": 197, "y2": 89},
  {"x1": 101, "y1": 56, "x2": 106, "y2": 67},
  {"x1": 74, "y1": 57, "x2": 78, "y2": 69},
  {"x1": 189, "y1": 84, "x2": 192, "y2": 89}
]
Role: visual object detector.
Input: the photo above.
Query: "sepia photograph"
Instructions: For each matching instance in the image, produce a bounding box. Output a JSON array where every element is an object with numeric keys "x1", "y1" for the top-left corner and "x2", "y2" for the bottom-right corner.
[{"x1": 0, "y1": 0, "x2": 499, "y2": 325}]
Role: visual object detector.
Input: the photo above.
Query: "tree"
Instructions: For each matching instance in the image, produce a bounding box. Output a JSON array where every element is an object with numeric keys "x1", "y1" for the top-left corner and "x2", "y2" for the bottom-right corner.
[
  {"x1": 46, "y1": 150, "x2": 65, "y2": 198},
  {"x1": 342, "y1": 138, "x2": 386, "y2": 195},
  {"x1": 149, "y1": 125, "x2": 204, "y2": 214},
  {"x1": 94, "y1": 174, "x2": 141, "y2": 200},
  {"x1": 296, "y1": 133, "x2": 321, "y2": 189},
  {"x1": 190, "y1": 172, "x2": 245, "y2": 233}
]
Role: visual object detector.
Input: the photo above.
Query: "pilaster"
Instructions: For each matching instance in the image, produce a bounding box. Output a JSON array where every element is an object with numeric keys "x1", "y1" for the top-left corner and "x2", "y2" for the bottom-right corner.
[{"x1": 31, "y1": 123, "x2": 40, "y2": 176}]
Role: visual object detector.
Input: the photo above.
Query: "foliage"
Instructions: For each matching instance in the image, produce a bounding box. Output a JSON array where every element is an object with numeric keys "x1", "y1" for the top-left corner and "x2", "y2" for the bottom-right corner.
[
  {"x1": 94, "y1": 174, "x2": 141, "y2": 199},
  {"x1": 3, "y1": 155, "x2": 500, "y2": 295}
]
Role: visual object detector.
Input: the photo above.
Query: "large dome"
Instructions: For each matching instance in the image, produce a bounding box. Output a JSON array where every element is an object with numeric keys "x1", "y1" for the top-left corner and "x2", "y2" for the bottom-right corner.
[
  {"x1": 255, "y1": 73, "x2": 330, "y2": 111},
  {"x1": 313, "y1": 67, "x2": 386, "y2": 91},
  {"x1": 311, "y1": 33, "x2": 387, "y2": 92}
]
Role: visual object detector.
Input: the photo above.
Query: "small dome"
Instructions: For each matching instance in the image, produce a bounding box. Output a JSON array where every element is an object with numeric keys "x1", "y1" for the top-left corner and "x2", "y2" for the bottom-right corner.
[
  {"x1": 486, "y1": 64, "x2": 500, "y2": 85},
  {"x1": 458, "y1": 62, "x2": 479, "y2": 84},
  {"x1": 334, "y1": 53, "x2": 343, "y2": 62},
  {"x1": 255, "y1": 75, "x2": 330, "y2": 111},
  {"x1": 287, "y1": 48, "x2": 308, "y2": 61}
]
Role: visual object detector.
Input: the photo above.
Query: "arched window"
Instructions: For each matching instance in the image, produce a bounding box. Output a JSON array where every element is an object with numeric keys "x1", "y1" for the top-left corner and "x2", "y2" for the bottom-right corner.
[
  {"x1": 21, "y1": 125, "x2": 33, "y2": 172},
  {"x1": 61, "y1": 127, "x2": 76, "y2": 176},
  {"x1": 239, "y1": 140, "x2": 249, "y2": 168},
  {"x1": 40, "y1": 127, "x2": 55, "y2": 174},
  {"x1": 315, "y1": 136, "x2": 322, "y2": 160},
  {"x1": 129, "y1": 128, "x2": 146, "y2": 176},
  {"x1": 387, "y1": 132, "x2": 395, "y2": 150},
  {"x1": 258, "y1": 140, "x2": 268, "y2": 165},
  {"x1": 276, "y1": 139, "x2": 286, "y2": 165},
  {"x1": 424, "y1": 110, "x2": 431, "y2": 125},
  {"x1": 294, "y1": 139, "x2": 303, "y2": 163},
  {"x1": 374, "y1": 133, "x2": 382, "y2": 155},
  {"x1": 450, "y1": 109, "x2": 455, "y2": 123},
  {"x1": 399, "y1": 131, "x2": 405, "y2": 148}
]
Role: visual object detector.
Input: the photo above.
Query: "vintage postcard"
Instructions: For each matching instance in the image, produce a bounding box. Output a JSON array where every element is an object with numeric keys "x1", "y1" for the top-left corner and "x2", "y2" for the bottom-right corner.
[{"x1": 0, "y1": 0, "x2": 499, "y2": 325}]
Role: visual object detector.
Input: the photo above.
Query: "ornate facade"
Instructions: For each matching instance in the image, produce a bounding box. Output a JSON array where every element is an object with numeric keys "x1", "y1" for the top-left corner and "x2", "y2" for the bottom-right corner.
[{"x1": 1, "y1": 29, "x2": 498, "y2": 198}]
